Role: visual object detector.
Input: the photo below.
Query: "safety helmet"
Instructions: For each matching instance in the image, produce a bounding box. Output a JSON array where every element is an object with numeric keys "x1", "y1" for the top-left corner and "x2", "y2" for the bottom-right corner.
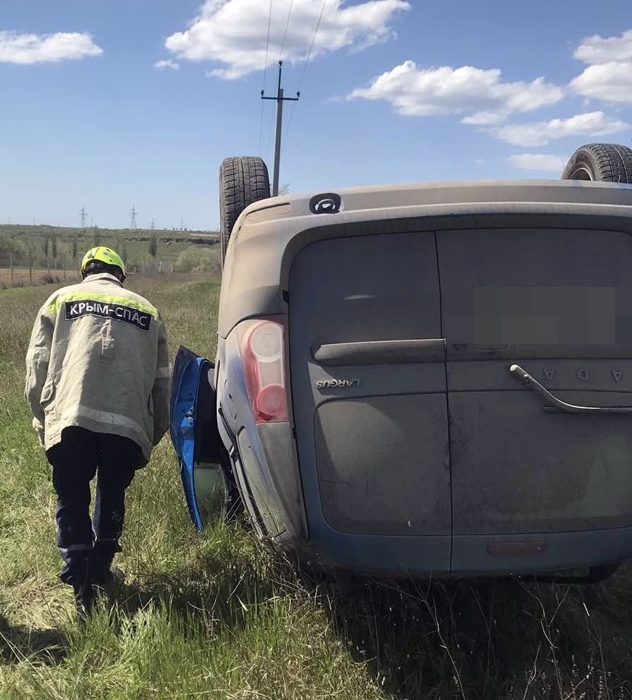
[{"x1": 80, "y1": 246, "x2": 126, "y2": 280}]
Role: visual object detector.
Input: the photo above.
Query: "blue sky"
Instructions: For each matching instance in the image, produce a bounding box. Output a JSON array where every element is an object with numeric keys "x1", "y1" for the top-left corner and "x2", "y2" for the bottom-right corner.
[{"x1": 0, "y1": 0, "x2": 631, "y2": 230}]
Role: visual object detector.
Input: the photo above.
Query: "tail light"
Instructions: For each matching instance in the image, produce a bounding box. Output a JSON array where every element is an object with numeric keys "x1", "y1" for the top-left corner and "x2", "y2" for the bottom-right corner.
[{"x1": 240, "y1": 320, "x2": 289, "y2": 424}]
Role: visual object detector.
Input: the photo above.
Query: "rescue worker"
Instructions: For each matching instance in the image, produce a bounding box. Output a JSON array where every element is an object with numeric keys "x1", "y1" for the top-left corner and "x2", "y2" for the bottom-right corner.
[{"x1": 25, "y1": 246, "x2": 170, "y2": 616}]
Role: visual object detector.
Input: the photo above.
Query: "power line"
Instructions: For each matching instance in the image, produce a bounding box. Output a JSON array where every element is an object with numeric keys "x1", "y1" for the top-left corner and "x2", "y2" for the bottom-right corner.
[
  {"x1": 258, "y1": 94, "x2": 266, "y2": 157},
  {"x1": 262, "y1": 0, "x2": 274, "y2": 91},
  {"x1": 279, "y1": 0, "x2": 295, "y2": 60},
  {"x1": 262, "y1": 94, "x2": 277, "y2": 164},
  {"x1": 282, "y1": 99, "x2": 298, "y2": 145},
  {"x1": 283, "y1": 0, "x2": 327, "y2": 147},
  {"x1": 298, "y1": 0, "x2": 327, "y2": 90},
  {"x1": 259, "y1": 0, "x2": 275, "y2": 156}
]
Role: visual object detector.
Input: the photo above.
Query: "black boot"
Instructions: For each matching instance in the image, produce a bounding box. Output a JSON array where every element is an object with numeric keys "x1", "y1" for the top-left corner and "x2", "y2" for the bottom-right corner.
[
  {"x1": 60, "y1": 552, "x2": 95, "y2": 619},
  {"x1": 90, "y1": 539, "x2": 124, "y2": 589},
  {"x1": 73, "y1": 580, "x2": 95, "y2": 618}
]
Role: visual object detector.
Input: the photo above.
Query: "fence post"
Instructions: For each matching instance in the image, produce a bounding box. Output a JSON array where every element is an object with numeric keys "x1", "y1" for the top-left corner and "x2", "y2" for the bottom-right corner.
[{"x1": 9, "y1": 252, "x2": 14, "y2": 288}]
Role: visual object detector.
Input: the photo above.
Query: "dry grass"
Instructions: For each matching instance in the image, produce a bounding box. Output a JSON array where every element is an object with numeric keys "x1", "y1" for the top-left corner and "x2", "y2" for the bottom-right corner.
[{"x1": 1, "y1": 273, "x2": 632, "y2": 699}]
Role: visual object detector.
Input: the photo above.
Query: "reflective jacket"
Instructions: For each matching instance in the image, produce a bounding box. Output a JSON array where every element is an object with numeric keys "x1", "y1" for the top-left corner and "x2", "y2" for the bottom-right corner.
[{"x1": 25, "y1": 273, "x2": 170, "y2": 461}]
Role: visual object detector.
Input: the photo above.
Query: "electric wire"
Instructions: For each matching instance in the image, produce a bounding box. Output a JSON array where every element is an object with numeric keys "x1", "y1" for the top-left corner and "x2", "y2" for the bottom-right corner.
[
  {"x1": 259, "y1": 0, "x2": 275, "y2": 155},
  {"x1": 258, "y1": 97, "x2": 266, "y2": 157},
  {"x1": 282, "y1": 100, "x2": 297, "y2": 148},
  {"x1": 262, "y1": 0, "x2": 274, "y2": 91},
  {"x1": 279, "y1": 0, "x2": 295, "y2": 60},
  {"x1": 298, "y1": 0, "x2": 328, "y2": 90},
  {"x1": 283, "y1": 0, "x2": 327, "y2": 147},
  {"x1": 263, "y1": 98, "x2": 277, "y2": 167}
]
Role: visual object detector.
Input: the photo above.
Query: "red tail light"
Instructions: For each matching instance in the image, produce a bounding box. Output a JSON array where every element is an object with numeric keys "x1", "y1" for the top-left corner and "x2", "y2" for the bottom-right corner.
[{"x1": 240, "y1": 320, "x2": 289, "y2": 424}]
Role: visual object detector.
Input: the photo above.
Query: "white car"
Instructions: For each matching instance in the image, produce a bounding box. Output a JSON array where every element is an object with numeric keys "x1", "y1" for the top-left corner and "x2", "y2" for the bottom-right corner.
[{"x1": 171, "y1": 143, "x2": 632, "y2": 584}]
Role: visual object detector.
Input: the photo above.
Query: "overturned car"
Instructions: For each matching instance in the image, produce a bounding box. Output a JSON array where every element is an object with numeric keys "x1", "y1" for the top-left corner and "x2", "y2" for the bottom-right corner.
[{"x1": 171, "y1": 143, "x2": 632, "y2": 583}]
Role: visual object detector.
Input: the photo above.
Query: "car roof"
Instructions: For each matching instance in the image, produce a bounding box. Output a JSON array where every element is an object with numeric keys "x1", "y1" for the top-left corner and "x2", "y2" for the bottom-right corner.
[
  {"x1": 239, "y1": 179, "x2": 632, "y2": 225},
  {"x1": 218, "y1": 179, "x2": 632, "y2": 338}
]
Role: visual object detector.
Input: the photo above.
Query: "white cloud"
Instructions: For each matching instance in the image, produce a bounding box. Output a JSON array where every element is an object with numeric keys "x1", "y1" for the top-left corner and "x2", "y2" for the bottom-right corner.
[
  {"x1": 154, "y1": 59, "x2": 180, "y2": 71},
  {"x1": 570, "y1": 62, "x2": 632, "y2": 103},
  {"x1": 165, "y1": 0, "x2": 410, "y2": 79},
  {"x1": 347, "y1": 61, "x2": 564, "y2": 123},
  {"x1": 574, "y1": 30, "x2": 632, "y2": 65},
  {"x1": 571, "y1": 30, "x2": 632, "y2": 104},
  {"x1": 0, "y1": 31, "x2": 102, "y2": 64},
  {"x1": 508, "y1": 154, "x2": 566, "y2": 172},
  {"x1": 495, "y1": 111, "x2": 630, "y2": 147}
]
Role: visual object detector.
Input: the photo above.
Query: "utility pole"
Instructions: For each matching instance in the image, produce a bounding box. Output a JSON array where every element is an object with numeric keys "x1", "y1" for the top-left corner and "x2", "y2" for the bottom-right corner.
[
  {"x1": 130, "y1": 205, "x2": 137, "y2": 230},
  {"x1": 261, "y1": 61, "x2": 300, "y2": 196},
  {"x1": 79, "y1": 206, "x2": 87, "y2": 229}
]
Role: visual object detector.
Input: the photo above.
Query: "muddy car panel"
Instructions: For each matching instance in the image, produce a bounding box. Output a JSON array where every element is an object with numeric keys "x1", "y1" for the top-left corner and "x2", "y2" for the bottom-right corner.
[{"x1": 187, "y1": 179, "x2": 632, "y2": 577}]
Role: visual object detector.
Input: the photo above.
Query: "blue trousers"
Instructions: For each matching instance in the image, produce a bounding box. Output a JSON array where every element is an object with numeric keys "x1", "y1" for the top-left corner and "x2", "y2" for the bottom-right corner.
[{"x1": 46, "y1": 427, "x2": 144, "y2": 587}]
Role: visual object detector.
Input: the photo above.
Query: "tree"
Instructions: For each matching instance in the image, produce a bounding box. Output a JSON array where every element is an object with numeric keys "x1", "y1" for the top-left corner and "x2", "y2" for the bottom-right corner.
[
  {"x1": 149, "y1": 233, "x2": 157, "y2": 258},
  {"x1": 92, "y1": 226, "x2": 102, "y2": 246},
  {"x1": 51, "y1": 231, "x2": 58, "y2": 260},
  {"x1": 71, "y1": 232, "x2": 78, "y2": 260}
]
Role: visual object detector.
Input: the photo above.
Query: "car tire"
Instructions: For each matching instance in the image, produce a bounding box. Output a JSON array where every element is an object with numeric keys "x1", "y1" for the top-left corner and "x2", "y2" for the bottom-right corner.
[
  {"x1": 219, "y1": 156, "x2": 270, "y2": 266},
  {"x1": 587, "y1": 561, "x2": 621, "y2": 583},
  {"x1": 561, "y1": 143, "x2": 632, "y2": 183}
]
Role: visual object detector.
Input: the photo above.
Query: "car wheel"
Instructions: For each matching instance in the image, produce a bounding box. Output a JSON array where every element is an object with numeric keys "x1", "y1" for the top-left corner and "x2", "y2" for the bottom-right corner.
[
  {"x1": 587, "y1": 561, "x2": 621, "y2": 583},
  {"x1": 561, "y1": 143, "x2": 632, "y2": 182},
  {"x1": 219, "y1": 156, "x2": 270, "y2": 266}
]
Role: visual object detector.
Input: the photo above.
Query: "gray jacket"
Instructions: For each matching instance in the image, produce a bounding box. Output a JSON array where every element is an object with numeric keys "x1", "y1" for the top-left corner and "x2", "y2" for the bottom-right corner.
[{"x1": 25, "y1": 273, "x2": 170, "y2": 460}]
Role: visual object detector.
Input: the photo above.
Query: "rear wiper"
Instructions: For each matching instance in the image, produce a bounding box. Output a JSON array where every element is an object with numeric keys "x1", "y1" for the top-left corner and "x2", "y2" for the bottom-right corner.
[{"x1": 509, "y1": 364, "x2": 632, "y2": 414}]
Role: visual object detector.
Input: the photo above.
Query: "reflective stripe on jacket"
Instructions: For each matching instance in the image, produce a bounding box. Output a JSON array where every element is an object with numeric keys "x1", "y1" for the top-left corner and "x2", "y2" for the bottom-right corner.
[{"x1": 25, "y1": 273, "x2": 170, "y2": 460}]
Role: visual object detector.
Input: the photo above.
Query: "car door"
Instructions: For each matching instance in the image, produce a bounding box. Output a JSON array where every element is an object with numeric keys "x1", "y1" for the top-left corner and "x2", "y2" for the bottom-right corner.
[
  {"x1": 437, "y1": 227, "x2": 632, "y2": 572},
  {"x1": 288, "y1": 231, "x2": 452, "y2": 573},
  {"x1": 170, "y1": 345, "x2": 229, "y2": 530}
]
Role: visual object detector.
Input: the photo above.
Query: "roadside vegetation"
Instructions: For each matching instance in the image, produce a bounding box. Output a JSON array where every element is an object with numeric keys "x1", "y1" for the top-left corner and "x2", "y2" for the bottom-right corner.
[
  {"x1": 0, "y1": 225, "x2": 219, "y2": 289},
  {"x1": 1, "y1": 271, "x2": 632, "y2": 699}
]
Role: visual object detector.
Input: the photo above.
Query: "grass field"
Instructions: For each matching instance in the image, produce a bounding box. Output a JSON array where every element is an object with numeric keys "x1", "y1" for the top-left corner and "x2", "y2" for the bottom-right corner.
[{"x1": 2, "y1": 273, "x2": 632, "y2": 699}]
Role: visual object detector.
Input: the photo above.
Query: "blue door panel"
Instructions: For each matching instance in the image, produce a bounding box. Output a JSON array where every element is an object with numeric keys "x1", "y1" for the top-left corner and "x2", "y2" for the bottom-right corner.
[{"x1": 170, "y1": 345, "x2": 215, "y2": 530}]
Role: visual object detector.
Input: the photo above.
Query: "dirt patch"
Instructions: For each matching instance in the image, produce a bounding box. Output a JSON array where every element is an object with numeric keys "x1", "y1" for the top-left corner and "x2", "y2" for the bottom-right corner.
[{"x1": 0, "y1": 268, "x2": 80, "y2": 289}]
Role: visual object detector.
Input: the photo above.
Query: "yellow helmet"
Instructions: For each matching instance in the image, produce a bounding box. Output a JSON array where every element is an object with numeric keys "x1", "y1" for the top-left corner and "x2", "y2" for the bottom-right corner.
[{"x1": 80, "y1": 246, "x2": 126, "y2": 279}]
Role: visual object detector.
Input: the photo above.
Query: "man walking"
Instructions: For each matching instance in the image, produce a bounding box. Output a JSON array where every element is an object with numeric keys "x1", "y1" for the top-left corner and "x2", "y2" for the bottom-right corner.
[{"x1": 25, "y1": 246, "x2": 170, "y2": 615}]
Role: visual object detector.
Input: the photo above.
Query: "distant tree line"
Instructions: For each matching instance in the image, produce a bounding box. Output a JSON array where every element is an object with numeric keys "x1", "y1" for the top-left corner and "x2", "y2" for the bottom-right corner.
[
  {"x1": 0, "y1": 225, "x2": 217, "y2": 273},
  {"x1": 1, "y1": 231, "x2": 84, "y2": 270}
]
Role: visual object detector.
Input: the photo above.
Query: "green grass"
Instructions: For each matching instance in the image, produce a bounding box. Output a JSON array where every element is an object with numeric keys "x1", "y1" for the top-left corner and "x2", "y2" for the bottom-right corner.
[{"x1": 2, "y1": 274, "x2": 632, "y2": 699}]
